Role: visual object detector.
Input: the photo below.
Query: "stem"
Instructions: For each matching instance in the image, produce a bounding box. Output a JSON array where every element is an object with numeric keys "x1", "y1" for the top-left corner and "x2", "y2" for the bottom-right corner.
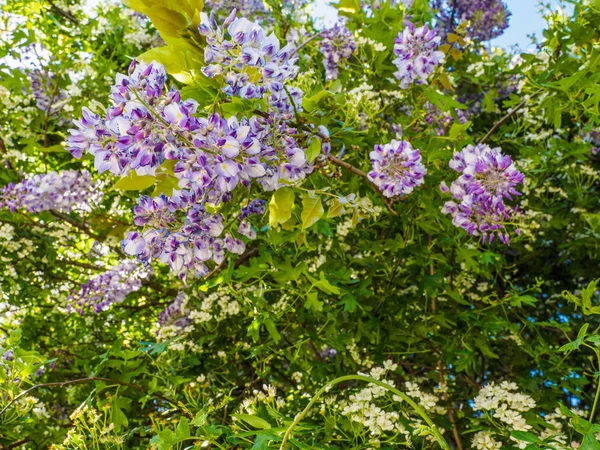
[
  {"x1": 478, "y1": 88, "x2": 542, "y2": 144},
  {"x1": 590, "y1": 350, "x2": 600, "y2": 422},
  {"x1": 291, "y1": 32, "x2": 321, "y2": 56},
  {"x1": 279, "y1": 374, "x2": 451, "y2": 450},
  {"x1": 326, "y1": 155, "x2": 399, "y2": 216}
]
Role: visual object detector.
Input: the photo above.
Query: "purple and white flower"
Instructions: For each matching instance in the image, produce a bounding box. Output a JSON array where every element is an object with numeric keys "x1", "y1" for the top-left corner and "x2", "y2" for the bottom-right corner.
[
  {"x1": 392, "y1": 22, "x2": 444, "y2": 89},
  {"x1": 441, "y1": 143, "x2": 524, "y2": 244},
  {"x1": 368, "y1": 139, "x2": 427, "y2": 198}
]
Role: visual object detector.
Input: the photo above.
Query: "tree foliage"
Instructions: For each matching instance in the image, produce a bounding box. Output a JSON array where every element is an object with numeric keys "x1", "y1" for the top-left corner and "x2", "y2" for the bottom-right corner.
[{"x1": 1, "y1": 0, "x2": 600, "y2": 449}]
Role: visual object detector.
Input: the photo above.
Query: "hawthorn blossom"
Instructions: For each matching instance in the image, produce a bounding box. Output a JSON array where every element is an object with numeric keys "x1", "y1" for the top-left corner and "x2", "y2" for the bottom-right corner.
[
  {"x1": 368, "y1": 139, "x2": 426, "y2": 198},
  {"x1": 441, "y1": 143, "x2": 524, "y2": 244},
  {"x1": 319, "y1": 24, "x2": 357, "y2": 80},
  {"x1": 392, "y1": 22, "x2": 444, "y2": 89},
  {"x1": 0, "y1": 170, "x2": 96, "y2": 213}
]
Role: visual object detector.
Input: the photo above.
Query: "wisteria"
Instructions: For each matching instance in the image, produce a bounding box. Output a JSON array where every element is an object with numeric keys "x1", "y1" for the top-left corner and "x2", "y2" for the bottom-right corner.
[
  {"x1": 392, "y1": 22, "x2": 444, "y2": 89},
  {"x1": 199, "y1": 10, "x2": 303, "y2": 120},
  {"x1": 319, "y1": 24, "x2": 357, "y2": 80},
  {"x1": 441, "y1": 143, "x2": 524, "y2": 244},
  {"x1": 68, "y1": 11, "x2": 318, "y2": 280},
  {"x1": 157, "y1": 291, "x2": 191, "y2": 333},
  {"x1": 368, "y1": 139, "x2": 426, "y2": 198},
  {"x1": 29, "y1": 69, "x2": 68, "y2": 117},
  {"x1": 204, "y1": 0, "x2": 269, "y2": 22},
  {"x1": 0, "y1": 170, "x2": 97, "y2": 213},
  {"x1": 434, "y1": 0, "x2": 510, "y2": 41},
  {"x1": 67, "y1": 260, "x2": 151, "y2": 314}
]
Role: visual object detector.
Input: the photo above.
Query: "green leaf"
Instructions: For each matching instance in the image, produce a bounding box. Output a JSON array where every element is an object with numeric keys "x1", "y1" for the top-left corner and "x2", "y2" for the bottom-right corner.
[
  {"x1": 307, "y1": 273, "x2": 341, "y2": 295},
  {"x1": 233, "y1": 414, "x2": 272, "y2": 430},
  {"x1": 269, "y1": 188, "x2": 295, "y2": 226},
  {"x1": 301, "y1": 194, "x2": 324, "y2": 230},
  {"x1": 510, "y1": 430, "x2": 539, "y2": 443},
  {"x1": 175, "y1": 417, "x2": 191, "y2": 440},
  {"x1": 302, "y1": 91, "x2": 334, "y2": 112},
  {"x1": 264, "y1": 318, "x2": 282, "y2": 343},
  {"x1": 306, "y1": 138, "x2": 321, "y2": 163},
  {"x1": 304, "y1": 292, "x2": 323, "y2": 312},
  {"x1": 111, "y1": 172, "x2": 155, "y2": 191}
]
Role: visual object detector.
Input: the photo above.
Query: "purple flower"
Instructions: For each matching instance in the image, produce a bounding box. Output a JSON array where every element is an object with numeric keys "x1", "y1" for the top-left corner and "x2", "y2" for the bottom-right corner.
[
  {"x1": 441, "y1": 144, "x2": 524, "y2": 244},
  {"x1": 434, "y1": 0, "x2": 510, "y2": 41},
  {"x1": 393, "y1": 22, "x2": 444, "y2": 89},
  {"x1": 67, "y1": 261, "x2": 151, "y2": 314},
  {"x1": 29, "y1": 69, "x2": 68, "y2": 119},
  {"x1": 319, "y1": 24, "x2": 357, "y2": 80},
  {"x1": 157, "y1": 292, "x2": 191, "y2": 333},
  {"x1": 0, "y1": 170, "x2": 97, "y2": 213},
  {"x1": 368, "y1": 139, "x2": 427, "y2": 198}
]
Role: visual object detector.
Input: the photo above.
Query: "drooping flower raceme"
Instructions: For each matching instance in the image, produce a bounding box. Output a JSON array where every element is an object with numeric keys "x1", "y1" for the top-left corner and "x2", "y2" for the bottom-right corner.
[
  {"x1": 435, "y1": 0, "x2": 510, "y2": 42},
  {"x1": 67, "y1": 260, "x2": 151, "y2": 314},
  {"x1": 441, "y1": 143, "x2": 524, "y2": 244},
  {"x1": 368, "y1": 139, "x2": 426, "y2": 198},
  {"x1": 29, "y1": 69, "x2": 68, "y2": 117},
  {"x1": 200, "y1": 10, "x2": 303, "y2": 120},
  {"x1": 0, "y1": 170, "x2": 97, "y2": 213},
  {"x1": 392, "y1": 22, "x2": 444, "y2": 89},
  {"x1": 68, "y1": 12, "x2": 319, "y2": 280},
  {"x1": 319, "y1": 24, "x2": 357, "y2": 80}
]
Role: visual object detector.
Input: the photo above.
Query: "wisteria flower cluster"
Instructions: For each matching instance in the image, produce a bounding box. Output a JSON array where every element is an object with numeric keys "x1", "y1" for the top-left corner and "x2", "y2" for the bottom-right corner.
[
  {"x1": 392, "y1": 22, "x2": 444, "y2": 89},
  {"x1": 319, "y1": 24, "x2": 357, "y2": 80},
  {"x1": 28, "y1": 69, "x2": 68, "y2": 117},
  {"x1": 200, "y1": 10, "x2": 303, "y2": 120},
  {"x1": 67, "y1": 260, "x2": 151, "y2": 314},
  {"x1": 204, "y1": 0, "x2": 269, "y2": 23},
  {"x1": 453, "y1": 0, "x2": 510, "y2": 41},
  {"x1": 368, "y1": 139, "x2": 426, "y2": 198},
  {"x1": 157, "y1": 291, "x2": 191, "y2": 333},
  {"x1": 441, "y1": 143, "x2": 524, "y2": 244},
  {"x1": 68, "y1": 14, "x2": 316, "y2": 279},
  {"x1": 0, "y1": 170, "x2": 96, "y2": 213}
]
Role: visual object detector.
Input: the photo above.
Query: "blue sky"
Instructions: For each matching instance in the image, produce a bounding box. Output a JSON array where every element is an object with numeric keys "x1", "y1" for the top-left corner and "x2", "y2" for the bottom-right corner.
[{"x1": 312, "y1": 0, "x2": 553, "y2": 49}]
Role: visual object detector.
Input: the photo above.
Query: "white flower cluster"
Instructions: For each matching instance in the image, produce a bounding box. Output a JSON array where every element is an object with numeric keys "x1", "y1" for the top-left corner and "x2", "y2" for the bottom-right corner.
[
  {"x1": 473, "y1": 381, "x2": 536, "y2": 431},
  {"x1": 339, "y1": 362, "x2": 407, "y2": 436}
]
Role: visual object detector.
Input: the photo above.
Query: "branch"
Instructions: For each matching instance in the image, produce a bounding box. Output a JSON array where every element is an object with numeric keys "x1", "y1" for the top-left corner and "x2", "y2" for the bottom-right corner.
[
  {"x1": 46, "y1": 0, "x2": 79, "y2": 25},
  {"x1": 291, "y1": 32, "x2": 321, "y2": 56},
  {"x1": 478, "y1": 89, "x2": 542, "y2": 144},
  {"x1": 326, "y1": 155, "x2": 399, "y2": 216},
  {"x1": 0, "y1": 376, "x2": 183, "y2": 417},
  {"x1": 49, "y1": 210, "x2": 105, "y2": 242},
  {"x1": 205, "y1": 246, "x2": 261, "y2": 279}
]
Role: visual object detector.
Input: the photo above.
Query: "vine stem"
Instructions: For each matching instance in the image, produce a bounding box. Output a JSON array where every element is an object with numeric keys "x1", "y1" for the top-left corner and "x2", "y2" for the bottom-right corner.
[
  {"x1": 590, "y1": 350, "x2": 600, "y2": 422},
  {"x1": 278, "y1": 374, "x2": 451, "y2": 450}
]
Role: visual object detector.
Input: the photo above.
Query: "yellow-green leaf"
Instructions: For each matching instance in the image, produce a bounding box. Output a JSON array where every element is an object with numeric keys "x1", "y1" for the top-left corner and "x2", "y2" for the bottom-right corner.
[
  {"x1": 269, "y1": 188, "x2": 295, "y2": 226},
  {"x1": 232, "y1": 414, "x2": 271, "y2": 429},
  {"x1": 306, "y1": 137, "x2": 321, "y2": 163},
  {"x1": 111, "y1": 172, "x2": 156, "y2": 191},
  {"x1": 328, "y1": 198, "x2": 344, "y2": 218},
  {"x1": 301, "y1": 194, "x2": 324, "y2": 230}
]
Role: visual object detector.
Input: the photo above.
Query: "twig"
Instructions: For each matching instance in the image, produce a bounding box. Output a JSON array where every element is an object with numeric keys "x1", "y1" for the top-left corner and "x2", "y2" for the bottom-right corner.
[
  {"x1": 478, "y1": 90, "x2": 542, "y2": 144},
  {"x1": 291, "y1": 32, "x2": 321, "y2": 56},
  {"x1": 326, "y1": 155, "x2": 399, "y2": 216},
  {"x1": 46, "y1": 0, "x2": 79, "y2": 24},
  {"x1": 0, "y1": 376, "x2": 183, "y2": 417},
  {"x1": 49, "y1": 210, "x2": 105, "y2": 242}
]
